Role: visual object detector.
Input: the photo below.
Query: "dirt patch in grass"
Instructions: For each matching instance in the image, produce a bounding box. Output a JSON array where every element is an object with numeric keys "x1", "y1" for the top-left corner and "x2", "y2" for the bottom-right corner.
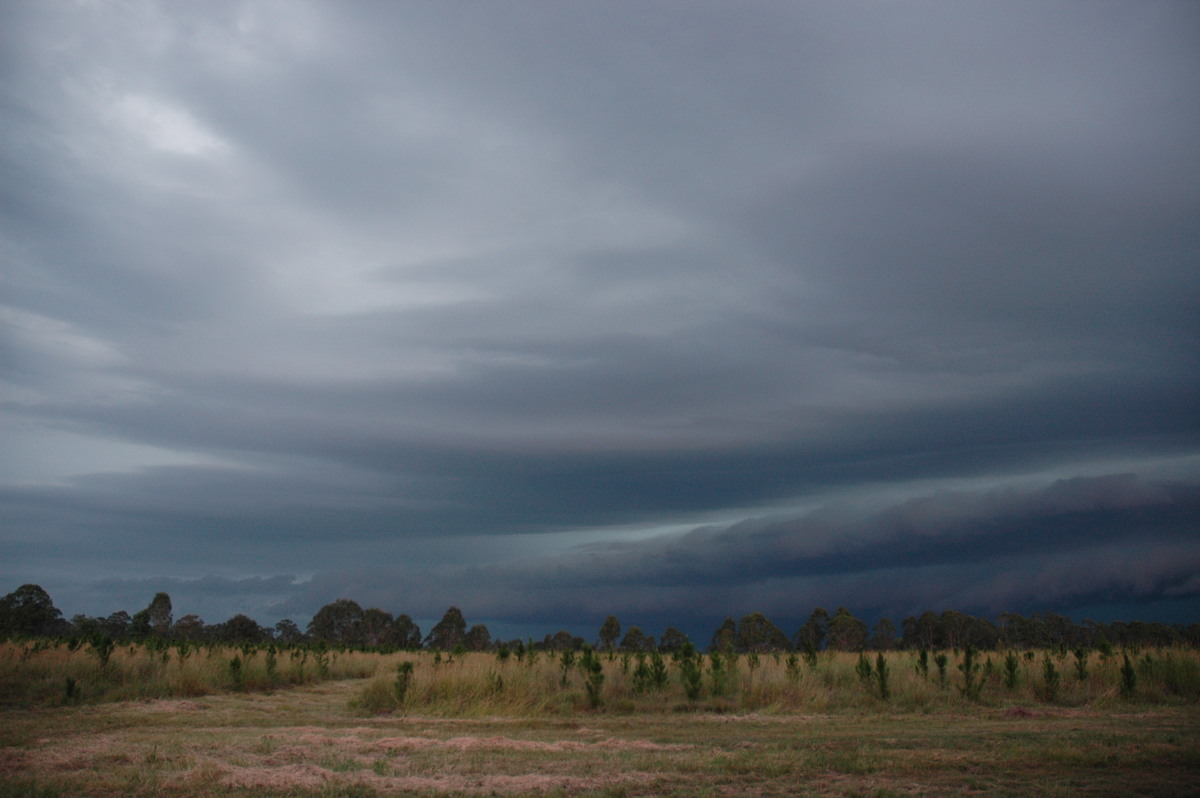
[
  {"x1": 373, "y1": 734, "x2": 694, "y2": 753},
  {"x1": 140, "y1": 699, "x2": 205, "y2": 713},
  {"x1": 220, "y1": 763, "x2": 334, "y2": 790}
]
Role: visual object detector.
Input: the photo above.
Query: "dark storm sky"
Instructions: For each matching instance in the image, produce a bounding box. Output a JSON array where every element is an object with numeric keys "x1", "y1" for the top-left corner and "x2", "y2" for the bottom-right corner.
[{"x1": 2, "y1": 1, "x2": 1198, "y2": 636}]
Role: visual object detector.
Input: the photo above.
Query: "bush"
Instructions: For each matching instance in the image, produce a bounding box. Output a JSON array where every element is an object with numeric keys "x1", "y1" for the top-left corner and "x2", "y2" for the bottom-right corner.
[
  {"x1": 958, "y1": 647, "x2": 982, "y2": 702},
  {"x1": 579, "y1": 647, "x2": 604, "y2": 710},
  {"x1": 1004, "y1": 651, "x2": 1020, "y2": 690},
  {"x1": 355, "y1": 676, "x2": 399, "y2": 714},
  {"x1": 875, "y1": 653, "x2": 890, "y2": 701},
  {"x1": 1120, "y1": 654, "x2": 1137, "y2": 698},
  {"x1": 678, "y1": 643, "x2": 704, "y2": 701},
  {"x1": 1040, "y1": 656, "x2": 1060, "y2": 703},
  {"x1": 394, "y1": 661, "x2": 414, "y2": 705}
]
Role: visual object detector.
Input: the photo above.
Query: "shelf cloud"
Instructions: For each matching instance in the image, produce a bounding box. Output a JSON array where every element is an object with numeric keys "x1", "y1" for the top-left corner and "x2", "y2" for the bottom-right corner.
[{"x1": 3, "y1": 1, "x2": 1197, "y2": 634}]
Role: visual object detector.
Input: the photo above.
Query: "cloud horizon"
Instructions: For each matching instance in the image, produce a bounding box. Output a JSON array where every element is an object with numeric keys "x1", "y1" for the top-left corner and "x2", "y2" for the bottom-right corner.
[{"x1": 3, "y1": 2, "x2": 1198, "y2": 637}]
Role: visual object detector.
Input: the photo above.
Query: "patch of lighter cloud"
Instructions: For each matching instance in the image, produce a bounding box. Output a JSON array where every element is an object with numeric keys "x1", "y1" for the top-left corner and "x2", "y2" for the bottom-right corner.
[
  {"x1": 267, "y1": 244, "x2": 490, "y2": 318},
  {"x1": 0, "y1": 306, "x2": 123, "y2": 368},
  {"x1": 111, "y1": 94, "x2": 227, "y2": 157},
  {"x1": 0, "y1": 426, "x2": 232, "y2": 486}
]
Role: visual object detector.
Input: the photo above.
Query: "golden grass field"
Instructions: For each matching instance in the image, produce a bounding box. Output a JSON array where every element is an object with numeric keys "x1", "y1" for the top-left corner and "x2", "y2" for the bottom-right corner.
[{"x1": 3, "y1": 644, "x2": 1198, "y2": 796}]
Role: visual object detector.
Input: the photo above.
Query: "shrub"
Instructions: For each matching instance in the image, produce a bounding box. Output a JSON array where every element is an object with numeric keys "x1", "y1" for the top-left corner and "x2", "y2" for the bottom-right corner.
[
  {"x1": 1041, "y1": 656, "x2": 1060, "y2": 703},
  {"x1": 1004, "y1": 651, "x2": 1020, "y2": 690},
  {"x1": 649, "y1": 652, "x2": 669, "y2": 690},
  {"x1": 875, "y1": 653, "x2": 890, "y2": 701},
  {"x1": 934, "y1": 653, "x2": 949, "y2": 688},
  {"x1": 958, "y1": 646, "x2": 982, "y2": 702},
  {"x1": 674, "y1": 643, "x2": 704, "y2": 701},
  {"x1": 1120, "y1": 654, "x2": 1137, "y2": 698},
  {"x1": 228, "y1": 656, "x2": 244, "y2": 691},
  {"x1": 631, "y1": 653, "x2": 652, "y2": 694},
  {"x1": 784, "y1": 653, "x2": 801, "y2": 684},
  {"x1": 579, "y1": 646, "x2": 604, "y2": 710},
  {"x1": 559, "y1": 650, "x2": 575, "y2": 687},
  {"x1": 855, "y1": 652, "x2": 872, "y2": 685},
  {"x1": 394, "y1": 661, "x2": 414, "y2": 705},
  {"x1": 709, "y1": 651, "x2": 732, "y2": 697},
  {"x1": 916, "y1": 648, "x2": 929, "y2": 680},
  {"x1": 356, "y1": 676, "x2": 399, "y2": 714}
]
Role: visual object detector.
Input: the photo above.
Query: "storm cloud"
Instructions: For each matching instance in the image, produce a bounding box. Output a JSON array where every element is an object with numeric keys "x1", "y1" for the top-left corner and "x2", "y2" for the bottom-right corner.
[{"x1": 2, "y1": 1, "x2": 1198, "y2": 634}]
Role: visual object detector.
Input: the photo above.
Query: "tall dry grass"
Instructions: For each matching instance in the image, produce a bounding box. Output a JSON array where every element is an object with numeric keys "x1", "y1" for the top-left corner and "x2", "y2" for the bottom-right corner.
[
  {"x1": 347, "y1": 646, "x2": 1200, "y2": 716},
  {"x1": 0, "y1": 640, "x2": 377, "y2": 706},
  {"x1": 4, "y1": 640, "x2": 1198, "y2": 714}
]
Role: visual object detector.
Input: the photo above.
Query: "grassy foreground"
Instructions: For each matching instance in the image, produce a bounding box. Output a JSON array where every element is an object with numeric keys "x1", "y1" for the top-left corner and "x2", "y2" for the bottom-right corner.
[
  {"x1": 2, "y1": 678, "x2": 1198, "y2": 797},
  {"x1": 3, "y1": 645, "x2": 1199, "y2": 795}
]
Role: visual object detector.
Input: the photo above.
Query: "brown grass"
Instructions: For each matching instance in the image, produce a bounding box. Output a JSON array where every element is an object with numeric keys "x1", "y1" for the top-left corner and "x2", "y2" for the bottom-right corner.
[
  {"x1": 3, "y1": 675, "x2": 1198, "y2": 796},
  {"x1": 3, "y1": 645, "x2": 1199, "y2": 795}
]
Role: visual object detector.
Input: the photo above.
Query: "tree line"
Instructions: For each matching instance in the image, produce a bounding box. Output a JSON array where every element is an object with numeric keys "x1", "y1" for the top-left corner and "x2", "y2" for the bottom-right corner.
[{"x1": 2, "y1": 583, "x2": 1197, "y2": 653}]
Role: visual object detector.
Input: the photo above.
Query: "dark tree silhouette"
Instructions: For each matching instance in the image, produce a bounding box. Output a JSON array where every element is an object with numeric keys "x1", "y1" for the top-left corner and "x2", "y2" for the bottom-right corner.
[
  {"x1": 794, "y1": 607, "x2": 830, "y2": 652},
  {"x1": 826, "y1": 607, "x2": 868, "y2": 651},
  {"x1": 599, "y1": 615, "x2": 622, "y2": 651},
  {"x1": 0, "y1": 584, "x2": 65, "y2": 638},
  {"x1": 620, "y1": 625, "x2": 653, "y2": 652},
  {"x1": 464, "y1": 623, "x2": 492, "y2": 651},
  {"x1": 735, "y1": 612, "x2": 790, "y2": 652},
  {"x1": 710, "y1": 618, "x2": 736, "y2": 653},
  {"x1": 390, "y1": 614, "x2": 422, "y2": 649},
  {"x1": 658, "y1": 626, "x2": 690, "y2": 653},
  {"x1": 308, "y1": 599, "x2": 365, "y2": 645},
  {"x1": 424, "y1": 606, "x2": 467, "y2": 650},
  {"x1": 360, "y1": 608, "x2": 394, "y2": 647}
]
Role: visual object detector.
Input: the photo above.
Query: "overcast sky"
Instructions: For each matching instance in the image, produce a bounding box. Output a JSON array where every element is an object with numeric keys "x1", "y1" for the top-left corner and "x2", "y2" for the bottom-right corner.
[{"x1": 2, "y1": 1, "x2": 1198, "y2": 640}]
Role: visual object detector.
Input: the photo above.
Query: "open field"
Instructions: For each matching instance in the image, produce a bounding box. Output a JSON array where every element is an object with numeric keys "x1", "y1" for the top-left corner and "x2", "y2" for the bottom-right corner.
[
  {"x1": 3, "y1": 677, "x2": 1198, "y2": 797},
  {"x1": 3, "y1": 646, "x2": 1199, "y2": 796}
]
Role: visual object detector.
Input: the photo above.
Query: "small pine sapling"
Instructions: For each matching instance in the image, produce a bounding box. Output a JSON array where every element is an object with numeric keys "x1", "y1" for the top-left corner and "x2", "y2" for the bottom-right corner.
[
  {"x1": 679, "y1": 644, "x2": 704, "y2": 701},
  {"x1": 934, "y1": 652, "x2": 949, "y2": 688},
  {"x1": 708, "y1": 650, "x2": 731, "y2": 697},
  {"x1": 228, "y1": 656, "x2": 244, "y2": 691},
  {"x1": 631, "y1": 652, "x2": 652, "y2": 694},
  {"x1": 579, "y1": 646, "x2": 605, "y2": 709},
  {"x1": 855, "y1": 651, "x2": 873, "y2": 685},
  {"x1": 1120, "y1": 654, "x2": 1137, "y2": 698},
  {"x1": 1004, "y1": 651, "x2": 1020, "y2": 690},
  {"x1": 916, "y1": 648, "x2": 929, "y2": 679},
  {"x1": 394, "y1": 661, "x2": 414, "y2": 705},
  {"x1": 89, "y1": 634, "x2": 115, "y2": 669},
  {"x1": 559, "y1": 649, "x2": 576, "y2": 687},
  {"x1": 1041, "y1": 656, "x2": 1060, "y2": 703},
  {"x1": 649, "y1": 651, "x2": 669, "y2": 690},
  {"x1": 957, "y1": 646, "x2": 982, "y2": 701},
  {"x1": 785, "y1": 653, "x2": 801, "y2": 684},
  {"x1": 1073, "y1": 647, "x2": 1089, "y2": 682},
  {"x1": 875, "y1": 653, "x2": 890, "y2": 701}
]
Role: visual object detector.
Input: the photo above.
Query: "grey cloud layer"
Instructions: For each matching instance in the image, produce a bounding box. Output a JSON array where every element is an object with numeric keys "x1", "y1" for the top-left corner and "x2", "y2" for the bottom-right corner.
[
  {"x1": 266, "y1": 472, "x2": 1200, "y2": 631},
  {"x1": 2, "y1": 2, "x2": 1198, "y2": 627}
]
